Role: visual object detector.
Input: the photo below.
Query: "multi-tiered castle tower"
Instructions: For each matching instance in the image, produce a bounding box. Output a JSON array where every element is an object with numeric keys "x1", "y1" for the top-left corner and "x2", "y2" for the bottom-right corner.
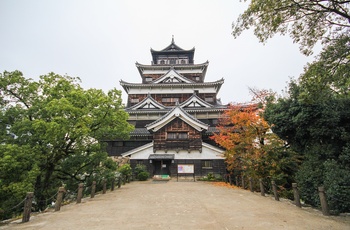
[{"x1": 107, "y1": 38, "x2": 227, "y2": 178}]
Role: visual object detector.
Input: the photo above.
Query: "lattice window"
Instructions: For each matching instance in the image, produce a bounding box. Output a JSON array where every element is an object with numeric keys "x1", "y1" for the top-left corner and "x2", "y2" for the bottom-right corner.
[
  {"x1": 202, "y1": 160, "x2": 213, "y2": 169},
  {"x1": 167, "y1": 132, "x2": 188, "y2": 140}
]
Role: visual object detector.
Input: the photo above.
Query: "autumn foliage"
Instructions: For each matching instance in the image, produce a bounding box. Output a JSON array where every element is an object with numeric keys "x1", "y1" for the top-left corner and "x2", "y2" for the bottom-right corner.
[
  {"x1": 211, "y1": 102, "x2": 299, "y2": 187},
  {"x1": 211, "y1": 104, "x2": 266, "y2": 172}
]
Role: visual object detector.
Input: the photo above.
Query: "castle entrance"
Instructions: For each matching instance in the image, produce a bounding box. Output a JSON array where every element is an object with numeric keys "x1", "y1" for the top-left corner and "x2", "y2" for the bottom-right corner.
[
  {"x1": 149, "y1": 154, "x2": 174, "y2": 177},
  {"x1": 153, "y1": 159, "x2": 171, "y2": 175}
]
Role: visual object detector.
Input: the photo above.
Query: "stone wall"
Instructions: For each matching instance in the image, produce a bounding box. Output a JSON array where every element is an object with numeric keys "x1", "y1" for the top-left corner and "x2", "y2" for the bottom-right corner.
[{"x1": 110, "y1": 156, "x2": 130, "y2": 166}]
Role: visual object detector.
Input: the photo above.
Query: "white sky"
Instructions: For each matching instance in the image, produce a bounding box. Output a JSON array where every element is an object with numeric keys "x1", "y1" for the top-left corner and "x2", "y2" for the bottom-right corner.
[{"x1": 0, "y1": 0, "x2": 319, "y2": 104}]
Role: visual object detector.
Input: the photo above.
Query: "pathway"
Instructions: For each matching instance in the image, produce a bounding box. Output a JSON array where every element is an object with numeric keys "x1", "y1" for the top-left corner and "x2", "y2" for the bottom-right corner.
[{"x1": 2, "y1": 180, "x2": 349, "y2": 230}]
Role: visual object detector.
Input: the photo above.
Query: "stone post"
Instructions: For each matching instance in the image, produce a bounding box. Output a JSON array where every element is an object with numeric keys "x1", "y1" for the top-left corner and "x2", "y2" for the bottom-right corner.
[
  {"x1": 259, "y1": 179, "x2": 265, "y2": 196},
  {"x1": 122, "y1": 175, "x2": 126, "y2": 185},
  {"x1": 22, "y1": 192, "x2": 34, "y2": 222},
  {"x1": 271, "y1": 180, "x2": 279, "y2": 201},
  {"x1": 292, "y1": 183, "x2": 301, "y2": 208},
  {"x1": 102, "y1": 179, "x2": 107, "y2": 194},
  {"x1": 111, "y1": 178, "x2": 115, "y2": 191},
  {"x1": 249, "y1": 177, "x2": 254, "y2": 192},
  {"x1": 318, "y1": 186, "x2": 330, "y2": 216},
  {"x1": 91, "y1": 181, "x2": 96, "y2": 198},
  {"x1": 241, "y1": 176, "x2": 245, "y2": 189},
  {"x1": 55, "y1": 187, "x2": 65, "y2": 211},
  {"x1": 76, "y1": 183, "x2": 84, "y2": 204},
  {"x1": 118, "y1": 177, "x2": 122, "y2": 188},
  {"x1": 127, "y1": 175, "x2": 130, "y2": 183}
]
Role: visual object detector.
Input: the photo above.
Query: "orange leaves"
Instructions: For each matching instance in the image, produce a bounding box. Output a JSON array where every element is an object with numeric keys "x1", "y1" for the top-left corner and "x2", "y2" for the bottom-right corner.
[
  {"x1": 212, "y1": 182, "x2": 238, "y2": 189},
  {"x1": 212, "y1": 103, "x2": 271, "y2": 173}
]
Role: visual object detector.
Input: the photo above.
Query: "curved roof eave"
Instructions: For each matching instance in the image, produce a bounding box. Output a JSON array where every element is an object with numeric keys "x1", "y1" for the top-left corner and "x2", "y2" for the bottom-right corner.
[
  {"x1": 152, "y1": 68, "x2": 195, "y2": 84},
  {"x1": 120, "y1": 78, "x2": 224, "y2": 88},
  {"x1": 136, "y1": 61, "x2": 209, "y2": 69},
  {"x1": 150, "y1": 47, "x2": 195, "y2": 53},
  {"x1": 180, "y1": 93, "x2": 214, "y2": 108},
  {"x1": 126, "y1": 94, "x2": 167, "y2": 111},
  {"x1": 126, "y1": 107, "x2": 228, "y2": 114},
  {"x1": 146, "y1": 106, "x2": 209, "y2": 132}
]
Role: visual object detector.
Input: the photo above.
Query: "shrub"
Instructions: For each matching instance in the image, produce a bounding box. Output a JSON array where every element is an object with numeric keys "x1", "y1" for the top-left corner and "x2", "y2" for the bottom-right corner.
[
  {"x1": 118, "y1": 164, "x2": 132, "y2": 177},
  {"x1": 134, "y1": 164, "x2": 147, "y2": 176},
  {"x1": 137, "y1": 172, "x2": 150, "y2": 181}
]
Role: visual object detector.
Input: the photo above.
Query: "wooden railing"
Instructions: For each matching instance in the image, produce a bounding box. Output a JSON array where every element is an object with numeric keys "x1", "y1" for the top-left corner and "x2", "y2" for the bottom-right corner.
[{"x1": 153, "y1": 139, "x2": 202, "y2": 152}]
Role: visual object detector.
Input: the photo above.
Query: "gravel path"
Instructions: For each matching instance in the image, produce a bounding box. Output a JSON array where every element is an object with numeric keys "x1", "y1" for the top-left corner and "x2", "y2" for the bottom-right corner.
[{"x1": 2, "y1": 180, "x2": 349, "y2": 230}]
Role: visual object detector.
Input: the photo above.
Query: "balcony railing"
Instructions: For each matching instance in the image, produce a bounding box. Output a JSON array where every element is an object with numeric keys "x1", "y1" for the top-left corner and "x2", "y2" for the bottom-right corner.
[{"x1": 153, "y1": 139, "x2": 202, "y2": 152}]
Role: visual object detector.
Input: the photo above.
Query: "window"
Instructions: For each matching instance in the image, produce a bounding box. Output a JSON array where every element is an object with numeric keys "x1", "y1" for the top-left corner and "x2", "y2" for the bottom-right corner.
[
  {"x1": 131, "y1": 98, "x2": 139, "y2": 103},
  {"x1": 202, "y1": 160, "x2": 213, "y2": 169},
  {"x1": 145, "y1": 77, "x2": 152, "y2": 82},
  {"x1": 178, "y1": 133, "x2": 188, "y2": 139},
  {"x1": 167, "y1": 133, "x2": 177, "y2": 139},
  {"x1": 181, "y1": 59, "x2": 186, "y2": 64},
  {"x1": 160, "y1": 60, "x2": 165, "y2": 64},
  {"x1": 195, "y1": 77, "x2": 200, "y2": 81},
  {"x1": 167, "y1": 132, "x2": 188, "y2": 140},
  {"x1": 113, "y1": 142, "x2": 123, "y2": 147},
  {"x1": 170, "y1": 59, "x2": 176, "y2": 64},
  {"x1": 205, "y1": 97, "x2": 214, "y2": 102},
  {"x1": 162, "y1": 98, "x2": 179, "y2": 103}
]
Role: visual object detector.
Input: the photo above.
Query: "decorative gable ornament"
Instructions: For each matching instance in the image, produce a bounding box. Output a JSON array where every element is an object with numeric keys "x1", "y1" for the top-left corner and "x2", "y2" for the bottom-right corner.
[
  {"x1": 146, "y1": 106, "x2": 209, "y2": 132},
  {"x1": 180, "y1": 93, "x2": 213, "y2": 108},
  {"x1": 152, "y1": 69, "x2": 194, "y2": 84},
  {"x1": 127, "y1": 94, "x2": 166, "y2": 111}
]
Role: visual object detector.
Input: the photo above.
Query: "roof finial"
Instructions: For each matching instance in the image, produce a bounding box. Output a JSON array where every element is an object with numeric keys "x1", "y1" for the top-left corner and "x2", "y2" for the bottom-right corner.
[{"x1": 172, "y1": 35, "x2": 174, "y2": 44}]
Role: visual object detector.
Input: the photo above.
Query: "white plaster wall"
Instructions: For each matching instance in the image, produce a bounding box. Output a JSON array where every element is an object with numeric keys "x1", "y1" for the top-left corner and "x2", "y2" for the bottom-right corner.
[
  {"x1": 126, "y1": 143, "x2": 224, "y2": 160},
  {"x1": 127, "y1": 87, "x2": 218, "y2": 94}
]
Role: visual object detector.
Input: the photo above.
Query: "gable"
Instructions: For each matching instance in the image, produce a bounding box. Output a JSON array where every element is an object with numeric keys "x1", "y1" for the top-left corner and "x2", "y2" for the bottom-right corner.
[
  {"x1": 146, "y1": 106, "x2": 209, "y2": 132},
  {"x1": 155, "y1": 117, "x2": 201, "y2": 137},
  {"x1": 180, "y1": 93, "x2": 213, "y2": 108},
  {"x1": 152, "y1": 69, "x2": 194, "y2": 84},
  {"x1": 121, "y1": 142, "x2": 224, "y2": 159},
  {"x1": 127, "y1": 95, "x2": 166, "y2": 110}
]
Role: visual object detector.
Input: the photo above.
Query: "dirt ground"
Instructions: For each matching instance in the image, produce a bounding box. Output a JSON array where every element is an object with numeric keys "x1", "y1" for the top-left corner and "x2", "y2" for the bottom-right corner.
[{"x1": 2, "y1": 180, "x2": 349, "y2": 230}]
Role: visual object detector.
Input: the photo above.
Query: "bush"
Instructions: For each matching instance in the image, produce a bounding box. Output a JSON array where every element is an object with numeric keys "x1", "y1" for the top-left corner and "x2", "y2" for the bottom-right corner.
[
  {"x1": 134, "y1": 164, "x2": 147, "y2": 175},
  {"x1": 134, "y1": 164, "x2": 150, "y2": 181},
  {"x1": 118, "y1": 164, "x2": 132, "y2": 177},
  {"x1": 137, "y1": 172, "x2": 150, "y2": 181}
]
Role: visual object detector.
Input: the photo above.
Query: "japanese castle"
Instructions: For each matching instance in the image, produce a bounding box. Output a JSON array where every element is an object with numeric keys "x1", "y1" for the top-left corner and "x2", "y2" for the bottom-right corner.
[{"x1": 106, "y1": 38, "x2": 228, "y2": 178}]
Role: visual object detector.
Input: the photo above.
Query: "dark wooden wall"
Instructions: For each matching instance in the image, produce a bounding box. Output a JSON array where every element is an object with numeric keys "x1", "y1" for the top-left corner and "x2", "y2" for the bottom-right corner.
[
  {"x1": 106, "y1": 140, "x2": 152, "y2": 156},
  {"x1": 153, "y1": 118, "x2": 202, "y2": 152},
  {"x1": 127, "y1": 93, "x2": 217, "y2": 107},
  {"x1": 130, "y1": 159, "x2": 226, "y2": 178}
]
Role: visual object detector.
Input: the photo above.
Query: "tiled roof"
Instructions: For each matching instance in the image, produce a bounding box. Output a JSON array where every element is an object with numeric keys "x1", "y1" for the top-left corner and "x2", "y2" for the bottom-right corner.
[
  {"x1": 180, "y1": 93, "x2": 213, "y2": 108},
  {"x1": 120, "y1": 78, "x2": 224, "y2": 88},
  {"x1": 150, "y1": 37, "x2": 194, "y2": 53},
  {"x1": 130, "y1": 126, "x2": 219, "y2": 136},
  {"x1": 135, "y1": 61, "x2": 209, "y2": 69},
  {"x1": 126, "y1": 107, "x2": 227, "y2": 114},
  {"x1": 130, "y1": 128, "x2": 152, "y2": 136},
  {"x1": 145, "y1": 105, "x2": 209, "y2": 132},
  {"x1": 152, "y1": 68, "x2": 194, "y2": 84},
  {"x1": 126, "y1": 94, "x2": 166, "y2": 111}
]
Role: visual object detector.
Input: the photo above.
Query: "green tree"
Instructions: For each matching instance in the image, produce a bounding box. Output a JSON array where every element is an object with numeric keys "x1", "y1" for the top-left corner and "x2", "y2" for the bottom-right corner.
[
  {"x1": 0, "y1": 145, "x2": 40, "y2": 219},
  {"x1": 232, "y1": 0, "x2": 350, "y2": 55},
  {"x1": 298, "y1": 34, "x2": 350, "y2": 101},
  {"x1": 264, "y1": 38, "x2": 350, "y2": 212},
  {"x1": 0, "y1": 71, "x2": 133, "y2": 214}
]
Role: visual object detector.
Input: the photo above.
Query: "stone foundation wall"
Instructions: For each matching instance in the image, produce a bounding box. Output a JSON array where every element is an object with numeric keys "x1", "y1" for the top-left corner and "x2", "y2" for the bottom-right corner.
[{"x1": 110, "y1": 156, "x2": 130, "y2": 166}]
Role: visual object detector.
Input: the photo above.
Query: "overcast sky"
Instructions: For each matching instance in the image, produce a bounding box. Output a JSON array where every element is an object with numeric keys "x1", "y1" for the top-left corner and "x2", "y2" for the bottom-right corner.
[{"x1": 0, "y1": 0, "x2": 319, "y2": 104}]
